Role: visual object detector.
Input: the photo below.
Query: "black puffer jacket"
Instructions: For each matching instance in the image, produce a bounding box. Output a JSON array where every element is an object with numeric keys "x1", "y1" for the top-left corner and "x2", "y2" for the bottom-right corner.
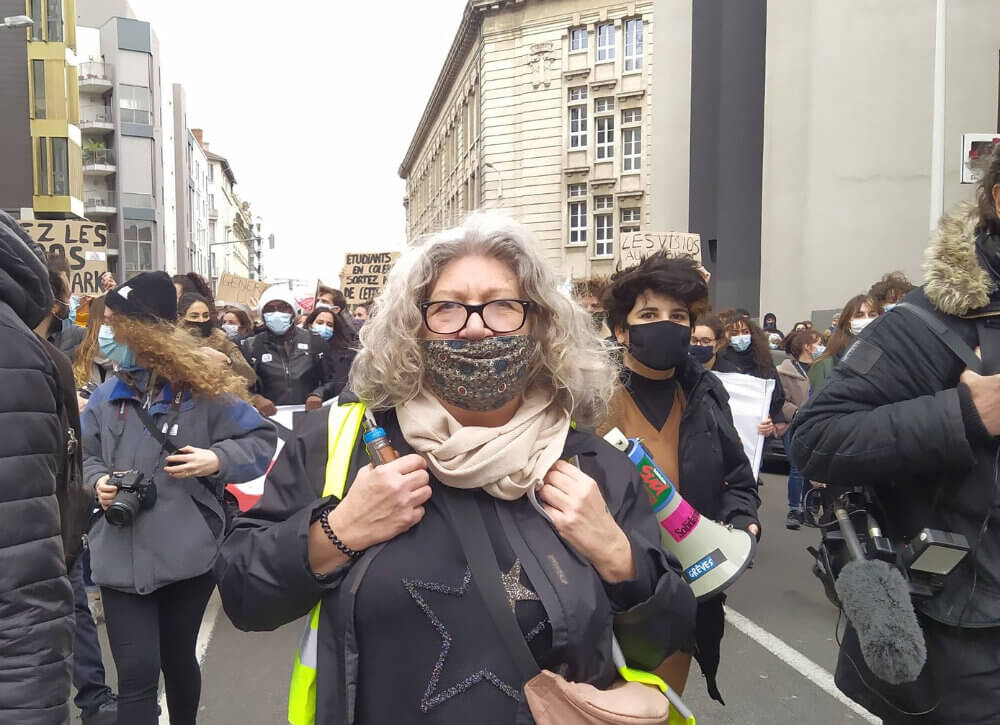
[
  {"x1": 240, "y1": 326, "x2": 328, "y2": 405},
  {"x1": 790, "y1": 203, "x2": 1000, "y2": 722},
  {"x1": 0, "y1": 212, "x2": 74, "y2": 725}
]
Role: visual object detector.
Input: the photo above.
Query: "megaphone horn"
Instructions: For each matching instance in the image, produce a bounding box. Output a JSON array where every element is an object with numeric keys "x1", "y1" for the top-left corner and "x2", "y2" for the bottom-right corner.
[{"x1": 603, "y1": 428, "x2": 756, "y2": 600}]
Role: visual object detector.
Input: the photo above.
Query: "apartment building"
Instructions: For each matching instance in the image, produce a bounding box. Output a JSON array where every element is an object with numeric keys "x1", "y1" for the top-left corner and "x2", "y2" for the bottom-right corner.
[
  {"x1": 404, "y1": 0, "x2": 1000, "y2": 321},
  {"x1": 171, "y1": 84, "x2": 209, "y2": 277},
  {"x1": 0, "y1": 0, "x2": 84, "y2": 219},
  {"x1": 76, "y1": 4, "x2": 165, "y2": 279},
  {"x1": 195, "y1": 130, "x2": 254, "y2": 282},
  {"x1": 400, "y1": 0, "x2": 661, "y2": 281}
]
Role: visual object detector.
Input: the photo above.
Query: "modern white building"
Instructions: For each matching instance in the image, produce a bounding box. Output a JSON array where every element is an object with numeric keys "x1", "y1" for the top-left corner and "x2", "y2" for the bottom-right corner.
[{"x1": 196, "y1": 131, "x2": 254, "y2": 283}]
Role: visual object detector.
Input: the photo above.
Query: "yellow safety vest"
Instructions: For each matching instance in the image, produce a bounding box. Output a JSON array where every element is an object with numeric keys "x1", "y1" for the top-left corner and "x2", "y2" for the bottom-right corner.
[{"x1": 286, "y1": 402, "x2": 696, "y2": 725}]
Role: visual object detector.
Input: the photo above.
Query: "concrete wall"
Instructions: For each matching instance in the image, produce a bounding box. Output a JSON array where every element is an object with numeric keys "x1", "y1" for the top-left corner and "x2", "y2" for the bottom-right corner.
[
  {"x1": 0, "y1": 0, "x2": 34, "y2": 213},
  {"x1": 761, "y1": 0, "x2": 938, "y2": 327}
]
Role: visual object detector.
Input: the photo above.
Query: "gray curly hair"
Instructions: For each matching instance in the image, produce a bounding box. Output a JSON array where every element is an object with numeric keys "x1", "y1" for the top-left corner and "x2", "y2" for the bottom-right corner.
[{"x1": 349, "y1": 211, "x2": 618, "y2": 427}]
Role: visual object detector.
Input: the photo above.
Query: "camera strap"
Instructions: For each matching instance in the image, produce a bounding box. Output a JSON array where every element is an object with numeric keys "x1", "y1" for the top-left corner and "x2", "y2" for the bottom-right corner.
[{"x1": 897, "y1": 303, "x2": 983, "y2": 373}]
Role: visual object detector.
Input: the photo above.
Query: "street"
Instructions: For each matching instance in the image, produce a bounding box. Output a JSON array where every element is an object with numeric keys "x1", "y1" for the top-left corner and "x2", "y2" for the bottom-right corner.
[{"x1": 73, "y1": 473, "x2": 878, "y2": 725}]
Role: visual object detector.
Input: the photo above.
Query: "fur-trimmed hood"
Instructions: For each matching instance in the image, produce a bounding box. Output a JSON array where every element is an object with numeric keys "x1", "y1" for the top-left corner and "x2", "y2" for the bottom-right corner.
[{"x1": 923, "y1": 202, "x2": 995, "y2": 316}]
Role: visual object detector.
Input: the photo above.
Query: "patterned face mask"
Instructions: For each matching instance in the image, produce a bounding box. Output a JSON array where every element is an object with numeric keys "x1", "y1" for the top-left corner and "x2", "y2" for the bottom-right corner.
[{"x1": 420, "y1": 335, "x2": 536, "y2": 412}]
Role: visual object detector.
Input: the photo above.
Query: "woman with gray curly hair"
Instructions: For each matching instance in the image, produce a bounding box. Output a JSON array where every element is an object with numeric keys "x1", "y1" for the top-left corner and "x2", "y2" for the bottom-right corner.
[{"x1": 216, "y1": 212, "x2": 696, "y2": 725}]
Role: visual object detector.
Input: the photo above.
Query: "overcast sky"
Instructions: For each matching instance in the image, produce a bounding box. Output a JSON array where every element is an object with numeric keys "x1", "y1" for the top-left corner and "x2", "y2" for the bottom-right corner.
[{"x1": 128, "y1": 0, "x2": 468, "y2": 284}]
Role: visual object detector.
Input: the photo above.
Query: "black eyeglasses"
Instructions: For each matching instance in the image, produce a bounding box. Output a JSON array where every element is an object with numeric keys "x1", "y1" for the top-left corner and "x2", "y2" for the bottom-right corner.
[{"x1": 420, "y1": 299, "x2": 533, "y2": 335}]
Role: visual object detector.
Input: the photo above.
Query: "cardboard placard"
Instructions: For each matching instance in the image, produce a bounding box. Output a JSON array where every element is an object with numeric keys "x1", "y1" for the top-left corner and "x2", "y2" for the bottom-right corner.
[
  {"x1": 216, "y1": 273, "x2": 272, "y2": 309},
  {"x1": 618, "y1": 231, "x2": 702, "y2": 269},
  {"x1": 339, "y1": 252, "x2": 400, "y2": 306},
  {"x1": 19, "y1": 220, "x2": 109, "y2": 295}
]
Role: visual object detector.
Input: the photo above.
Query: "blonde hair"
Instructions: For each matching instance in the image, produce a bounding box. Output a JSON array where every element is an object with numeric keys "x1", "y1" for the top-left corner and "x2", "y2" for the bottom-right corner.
[
  {"x1": 73, "y1": 296, "x2": 105, "y2": 388},
  {"x1": 349, "y1": 211, "x2": 617, "y2": 427},
  {"x1": 110, "y1": 313, "x2": 249, "y2": 400}
]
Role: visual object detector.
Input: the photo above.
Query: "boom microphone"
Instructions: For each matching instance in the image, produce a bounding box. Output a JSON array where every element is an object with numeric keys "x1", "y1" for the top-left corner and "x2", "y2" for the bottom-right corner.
[{"x1": 832, "y1": 508, "x2": 927, "y2": 685}]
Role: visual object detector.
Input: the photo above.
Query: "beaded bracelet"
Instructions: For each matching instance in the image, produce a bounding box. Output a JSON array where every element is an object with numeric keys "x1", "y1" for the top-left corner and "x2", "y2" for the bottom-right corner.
[{"x1": 319, "y1": 505, "x2": 363, "y2": 560}]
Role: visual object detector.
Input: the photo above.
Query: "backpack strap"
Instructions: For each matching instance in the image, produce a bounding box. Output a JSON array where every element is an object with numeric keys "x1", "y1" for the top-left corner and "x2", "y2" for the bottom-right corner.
[{"x1": 897, "y1": 302, "x2": 982, "y2": 374}]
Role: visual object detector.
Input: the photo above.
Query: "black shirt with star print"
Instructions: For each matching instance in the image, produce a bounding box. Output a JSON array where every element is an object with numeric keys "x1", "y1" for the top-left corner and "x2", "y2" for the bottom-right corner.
[{"x1": 354, "y1": 483, "x2": 550, "y2": 723}]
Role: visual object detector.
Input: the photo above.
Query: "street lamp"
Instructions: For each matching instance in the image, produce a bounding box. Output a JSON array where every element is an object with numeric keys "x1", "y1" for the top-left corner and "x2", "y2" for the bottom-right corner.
[{"x1": 2, "y1": 15, "x2": 33, "y2": 29}]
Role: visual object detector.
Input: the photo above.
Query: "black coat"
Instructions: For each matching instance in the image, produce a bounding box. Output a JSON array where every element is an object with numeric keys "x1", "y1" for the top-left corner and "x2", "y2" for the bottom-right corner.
[
  {"x1": 215, "y1": 405, "x2": 697, "y2": 725},
  {"x1": 790, "y1": 203, "x2": 1000, "y2": 722},
  {"x1": 309, "y1": 337, "x2": 357, "y2": 402},
  {"x1": 0, "y1": 212, "x2": 74, "y2": 724},
  {"x1": 240, "y1": 326, "x2": 328, "y2": 406}
]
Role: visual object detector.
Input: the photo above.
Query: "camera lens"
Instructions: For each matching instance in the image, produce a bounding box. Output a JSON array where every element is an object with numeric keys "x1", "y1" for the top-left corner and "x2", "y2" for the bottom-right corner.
[{"x1": 106, "y1": 489, "x2": 141, "y2": 527}]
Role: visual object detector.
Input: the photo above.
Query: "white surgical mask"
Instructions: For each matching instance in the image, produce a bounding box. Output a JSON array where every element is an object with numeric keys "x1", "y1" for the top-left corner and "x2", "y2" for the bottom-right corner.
[
  {"x1": 850, "y1": 317, "x2": 875, "y2": 336},
  {"x1": 730, "y1": 333, "x2": 752, "y2": 353}
]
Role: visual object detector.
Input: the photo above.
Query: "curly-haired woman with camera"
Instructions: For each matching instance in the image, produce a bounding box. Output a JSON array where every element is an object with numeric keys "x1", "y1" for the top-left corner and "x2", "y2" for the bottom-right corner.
[{"x1": 81, "y1": 271, "x2": 276, "y2": 725}]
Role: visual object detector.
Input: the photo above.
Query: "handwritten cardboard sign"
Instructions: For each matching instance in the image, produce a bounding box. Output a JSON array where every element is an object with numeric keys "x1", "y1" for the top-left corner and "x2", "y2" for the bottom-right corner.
[
  {"x1": 618, "y1": 231, "x2": 702, "y2": 269},
  {"x1": 19, "y1": 220, "x2": 109, "y2": 295},
  {"x1": 339, "y1": 251, "x2": 399, "y2": 305},
  {"x1": 216, "y1": 273, "x2": 272, "y2": 309}
]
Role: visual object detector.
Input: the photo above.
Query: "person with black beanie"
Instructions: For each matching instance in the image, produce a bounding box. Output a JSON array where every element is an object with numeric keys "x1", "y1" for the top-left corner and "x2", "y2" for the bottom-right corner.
[{"x1": 82, "y1": 271, "x2": 276, "y2": 724}]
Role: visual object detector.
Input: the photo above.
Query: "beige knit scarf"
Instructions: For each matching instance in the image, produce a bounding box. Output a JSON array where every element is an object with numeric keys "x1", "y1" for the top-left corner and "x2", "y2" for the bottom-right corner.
[{"x1": 396, "y1": 386, "x2": 572, "y2": 501}]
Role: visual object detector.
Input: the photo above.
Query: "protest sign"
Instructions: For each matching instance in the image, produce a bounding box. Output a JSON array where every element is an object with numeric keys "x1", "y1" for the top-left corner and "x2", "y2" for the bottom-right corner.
[
  {"x1": 339, "y1": 251, "x2": 399, "y2": 306},
  {"x1": 618, "y1": 231, "x2": 702, "y2": 269},
  {"x1": 19, "y1": 220, "x2": 109, "y2": 295},
  {"x1": 216, "y1": 273, "x2": 272, "y2": 309},
  {"x1": 711, "y1": 371, "x2": 776, "y2": 480}
]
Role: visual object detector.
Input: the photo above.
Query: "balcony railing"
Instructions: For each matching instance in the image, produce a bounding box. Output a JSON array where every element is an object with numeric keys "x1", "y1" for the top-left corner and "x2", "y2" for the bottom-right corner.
[
  {"x1": 78, "y1": 62, "x2": 113, "y2": 83},
  {"x1": 121, "y1": 192, "x2": 155, "y2": 210},
  {"x1": 83, "y1": 148, "x2": 116, "y2": 166},
  {"x1": 80, "y1": 107, "x2": 114, "y2": 126},
  {"x1": 84, "y1": 191, "x2": 116, "y2": 209}
]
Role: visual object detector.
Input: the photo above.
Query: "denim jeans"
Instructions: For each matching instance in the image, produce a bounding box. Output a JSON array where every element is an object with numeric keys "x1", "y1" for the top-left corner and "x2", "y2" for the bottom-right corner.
[
  {"x1": 784, "y1": 429, "x2": 805, "y2": 511},
  {"x1": 70, "y1": 559, "x2": 113, "y2": 711}
]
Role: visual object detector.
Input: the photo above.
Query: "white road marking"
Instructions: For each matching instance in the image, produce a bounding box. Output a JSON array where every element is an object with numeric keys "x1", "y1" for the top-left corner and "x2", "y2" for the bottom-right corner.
[
  {"x1": 725, "y1": 606, "x2": 879, "y2": 724},
  {"x1": 158, "y1": 592, "x2": 222, "y2": 725}
]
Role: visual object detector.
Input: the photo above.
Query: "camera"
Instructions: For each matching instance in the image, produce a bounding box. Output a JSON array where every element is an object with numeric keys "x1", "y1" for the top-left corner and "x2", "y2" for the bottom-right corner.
[
  {"x1": 105, "y1": 470, "x2": 157, "y2": 527},
  {"x1": 806, "y1": 486, "x2": 970, "y2": 605}
]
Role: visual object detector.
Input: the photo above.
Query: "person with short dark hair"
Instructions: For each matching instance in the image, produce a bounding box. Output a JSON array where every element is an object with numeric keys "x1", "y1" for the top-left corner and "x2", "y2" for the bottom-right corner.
[
  {"x1": 599, "y1": 252, "x2": 759, "y2": 702},
  {"x1": 790, "y1": 140, "x2": 1000, "y2": 725},
  {"x1": 352, "y1": 302, "x2": 370, "y2": 329},
  {"x1": 220, "y1": 306, "x2": 253, "y2": 342},
  {"x1": 689, "y1": 313, "x2": 730, "y2": 370}
]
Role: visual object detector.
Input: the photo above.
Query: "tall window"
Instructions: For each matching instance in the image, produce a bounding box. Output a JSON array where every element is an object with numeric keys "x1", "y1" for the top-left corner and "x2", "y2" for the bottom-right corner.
[
  {"x1": 124, "y1": 221, "x2": 155, "y2": 275},
  {"x1": 597, "y1": 23, "x2": 615, "y2": 61},
  {"x1": 624, "y1": 18, "x2": 643, "y2": 72},
  {"x1": 36, "y1": 138, "x2": 48, "y2": 195},
  {"x1": 596, "y1": 118, "x2": 614, "y2": 160},
  {"x1": 570, "y1": 27, "x2": 588, "y2": 51},
  {"x1": 622, "y1": 108, "x2": 642, "y2": 172},
  {"x1": 569, "y1": 201, "x2": 587, "y2": 244},
  {"x1": 51, "y1": 137, "x2": 68, "y2": 195},
  {"x1": 30, "y1": 0, "x2": 42, "y2": 40},
  {"x1": 31, "y1": 61, "x2": 46, "y2": 119},
  {"x1": 568, "y1": 87, "x2": 588, "y2": 149},
  {"x1": 595, "y1": 213, "x2": 613, "y2": 257},
  {"x1": 46, "y1": 0, "x2": 63, "y2": 42},
  {"x1": 568, "y1": 183, "x2": 587, "y2": 198}
]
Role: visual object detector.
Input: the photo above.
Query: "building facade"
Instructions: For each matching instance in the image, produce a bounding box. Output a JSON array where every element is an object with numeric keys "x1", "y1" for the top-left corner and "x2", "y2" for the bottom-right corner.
[
  {"x1": 400, "y1": 0, "x2": 662, "y2": 281},
  {"x1": 403, "y1": 0, "x2": 1000, "y2": 323},
  {"x1": 171, "y1": 83, "x2": 209, "y2": 277},
  {"x1": 0, "y1": 0, "x2": 84, "y2": 219},
  {"x1": 195, "y1": 131, "x2": 254, "y2": 283},
  {"x1": 76, "y1": 5, "x2": 165, "y2": 279}
]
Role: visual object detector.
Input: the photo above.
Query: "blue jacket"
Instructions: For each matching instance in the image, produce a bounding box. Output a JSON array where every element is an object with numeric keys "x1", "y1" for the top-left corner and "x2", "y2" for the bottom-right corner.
[{"x1": 82, "y1": 371, "x2": 277, "y2": 594}]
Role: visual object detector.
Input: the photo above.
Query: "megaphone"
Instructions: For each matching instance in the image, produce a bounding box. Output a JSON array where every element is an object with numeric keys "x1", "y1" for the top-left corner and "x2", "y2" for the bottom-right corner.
[{"x1": 603, "y1": 428, "x2": 755, "y2": 600}]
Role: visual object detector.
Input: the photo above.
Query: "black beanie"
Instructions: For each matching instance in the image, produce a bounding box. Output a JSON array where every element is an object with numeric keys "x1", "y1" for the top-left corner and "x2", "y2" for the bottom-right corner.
[{"x1": 106, "y1": 271, "x2": 178, "y2": 322}]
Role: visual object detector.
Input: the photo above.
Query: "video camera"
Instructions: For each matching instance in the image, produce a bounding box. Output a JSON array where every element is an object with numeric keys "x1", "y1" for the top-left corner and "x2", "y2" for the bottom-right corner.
[{"x1": 807, "y1": 485, "x2": 970, "y2": 605}]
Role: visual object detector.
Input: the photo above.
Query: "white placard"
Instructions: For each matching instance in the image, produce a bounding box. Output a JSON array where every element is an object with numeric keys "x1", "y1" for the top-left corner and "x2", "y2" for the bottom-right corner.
[{"x1": 711, "y1": 372, "x2": 776, "y2": 480}]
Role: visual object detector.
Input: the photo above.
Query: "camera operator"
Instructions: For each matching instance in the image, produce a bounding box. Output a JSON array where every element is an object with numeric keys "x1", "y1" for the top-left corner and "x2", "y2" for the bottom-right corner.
[
  {"x1": 82, "y1": 271, "x2": 276, "y2": 725},
  {"x1": 790, "y1": 143, "x2": 1000, "y2": 724}
]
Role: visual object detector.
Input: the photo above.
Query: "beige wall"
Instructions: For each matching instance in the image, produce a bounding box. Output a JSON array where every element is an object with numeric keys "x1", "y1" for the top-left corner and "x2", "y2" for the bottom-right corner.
[{"x1": 761, "y1": 0, "x2": 1000, "y2": 327}]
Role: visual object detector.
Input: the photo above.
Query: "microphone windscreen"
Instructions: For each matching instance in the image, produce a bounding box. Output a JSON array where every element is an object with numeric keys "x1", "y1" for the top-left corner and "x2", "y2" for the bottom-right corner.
[{"x1": 835, "y1": 559, "x2": 927, "y2": 685}]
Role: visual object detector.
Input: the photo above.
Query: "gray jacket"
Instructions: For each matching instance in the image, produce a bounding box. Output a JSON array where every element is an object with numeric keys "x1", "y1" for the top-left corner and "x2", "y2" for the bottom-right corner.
[{"x1": 82, "y1": 371, "x2": 276, "y2": 594}]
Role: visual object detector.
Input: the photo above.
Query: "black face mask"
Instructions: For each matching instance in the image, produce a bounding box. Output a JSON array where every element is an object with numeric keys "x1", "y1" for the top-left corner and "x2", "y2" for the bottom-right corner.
[
  {"x1": 626, "y1": 320, "x2": 691, "y2": 371},
  {"x1": 689, "y1": 344, "x2": 715, "y2": 365},
  {"x1": 185, "y1": 320, "x2": 214, "y2": 338}
]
